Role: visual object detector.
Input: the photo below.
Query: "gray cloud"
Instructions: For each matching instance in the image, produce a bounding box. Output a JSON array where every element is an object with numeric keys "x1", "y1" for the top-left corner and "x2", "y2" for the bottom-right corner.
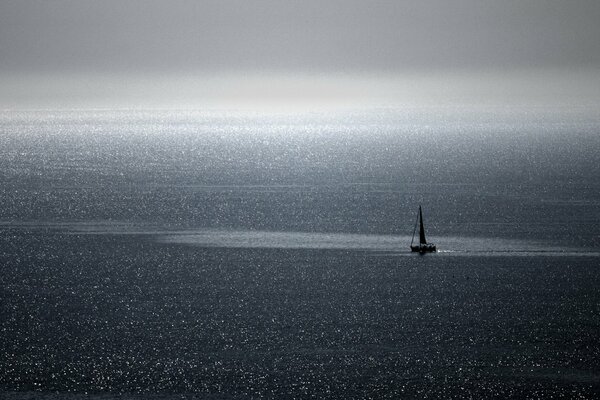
[{"x1": 1, "y1": 0, "x2": 600, "y2": 74}]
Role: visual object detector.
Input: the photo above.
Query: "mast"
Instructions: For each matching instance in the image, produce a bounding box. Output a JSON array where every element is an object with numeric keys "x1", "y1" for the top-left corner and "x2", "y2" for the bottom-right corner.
[
  {"x1": 419, "y1": 205, "x2": 427, "y2": 245},
  {"x1": 410, "y1": 208, "x2": 419, "y2": 246}
]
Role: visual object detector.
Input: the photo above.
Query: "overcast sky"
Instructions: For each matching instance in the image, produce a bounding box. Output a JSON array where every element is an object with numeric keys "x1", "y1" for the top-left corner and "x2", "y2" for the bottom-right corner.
[{"x1": 1, "y1": 0, "x2": 599, "y2": 108}]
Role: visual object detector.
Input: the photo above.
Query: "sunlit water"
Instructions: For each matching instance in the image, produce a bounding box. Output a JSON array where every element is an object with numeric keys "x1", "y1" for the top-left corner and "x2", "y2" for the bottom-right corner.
[{"x1": 1, "y1": 109, "x2": 599, "y2": 398}]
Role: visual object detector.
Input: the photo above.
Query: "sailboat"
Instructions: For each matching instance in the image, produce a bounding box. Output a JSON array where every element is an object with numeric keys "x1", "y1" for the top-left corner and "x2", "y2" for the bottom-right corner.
[{"x1": 410, "y1": 205, "x2": 437, "y2": 253}]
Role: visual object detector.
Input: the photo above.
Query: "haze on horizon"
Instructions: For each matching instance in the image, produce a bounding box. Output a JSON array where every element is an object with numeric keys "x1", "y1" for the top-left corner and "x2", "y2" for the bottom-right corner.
[{"x1": 1, "y1": 0, "x2": 599, "y2": 110}]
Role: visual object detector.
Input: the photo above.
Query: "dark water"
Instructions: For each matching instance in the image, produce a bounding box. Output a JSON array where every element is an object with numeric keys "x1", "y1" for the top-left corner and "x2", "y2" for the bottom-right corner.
[{"x1": 1, "y1": 109, "x2": 599, "y2": 398}]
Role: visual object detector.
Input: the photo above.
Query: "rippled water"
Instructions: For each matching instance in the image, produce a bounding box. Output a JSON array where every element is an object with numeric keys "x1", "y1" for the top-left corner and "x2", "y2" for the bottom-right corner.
[{"x1": 1, "y1": 109, "x2": 599, "y2": 398}]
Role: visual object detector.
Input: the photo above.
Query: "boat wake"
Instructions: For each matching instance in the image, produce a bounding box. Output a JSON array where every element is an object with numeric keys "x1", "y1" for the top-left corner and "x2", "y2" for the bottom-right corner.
[
  {"x1": 162, "y1": 231, "x2": 598, "y2": 256},
  {"x1": 1, "y1": 221, "x2": 597, "y2": 256}
]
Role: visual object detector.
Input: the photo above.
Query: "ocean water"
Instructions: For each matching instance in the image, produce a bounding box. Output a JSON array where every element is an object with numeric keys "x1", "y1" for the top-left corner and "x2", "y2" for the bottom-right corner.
[{"x1": 0, "y1": 108, "x2": 599, "y2": 399}]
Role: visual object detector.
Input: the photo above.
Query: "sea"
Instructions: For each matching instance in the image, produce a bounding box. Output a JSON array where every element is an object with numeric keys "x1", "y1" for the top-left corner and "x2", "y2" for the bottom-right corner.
[{"x1": 0, "y1": 108, "x2": 599, "y2": 399}]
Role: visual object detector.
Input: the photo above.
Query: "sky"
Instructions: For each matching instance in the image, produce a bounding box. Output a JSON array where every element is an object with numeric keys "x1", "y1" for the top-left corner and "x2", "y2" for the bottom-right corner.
[{"x1": 1, "y1": 0, "x2": 599, "y2": 109}]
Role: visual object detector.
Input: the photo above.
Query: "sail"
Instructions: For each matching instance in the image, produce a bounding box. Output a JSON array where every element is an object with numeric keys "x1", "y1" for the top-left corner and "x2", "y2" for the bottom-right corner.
[
  {"x1": 419, "y1": 206, "x2": 427, "y2": 244},
  {"x1": 410, "y1": 205, "x2": 436, "y2": 252}
]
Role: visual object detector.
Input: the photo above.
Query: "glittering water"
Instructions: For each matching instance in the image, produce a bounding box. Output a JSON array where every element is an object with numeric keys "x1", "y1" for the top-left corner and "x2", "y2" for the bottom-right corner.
[{"x1": 1, "y1": 109, "x2": 599, "y2": 398}]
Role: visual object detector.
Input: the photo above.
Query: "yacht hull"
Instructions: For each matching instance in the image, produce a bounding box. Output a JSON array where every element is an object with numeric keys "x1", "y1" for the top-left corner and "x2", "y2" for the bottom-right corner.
[{"x1": 410, "y1": 244, "x2": 437, "y2": 253}]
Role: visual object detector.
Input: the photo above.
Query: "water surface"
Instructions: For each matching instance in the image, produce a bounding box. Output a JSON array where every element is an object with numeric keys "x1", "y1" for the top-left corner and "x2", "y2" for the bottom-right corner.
[{"x1": 1, "y1": 109, "x2": 599, "y2": 398}]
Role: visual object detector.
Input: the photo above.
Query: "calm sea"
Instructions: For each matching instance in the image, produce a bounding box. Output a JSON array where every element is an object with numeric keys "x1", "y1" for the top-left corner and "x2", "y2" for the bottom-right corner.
[{"x1": 1, "y1": 109, "x2": 599, "y2": 398}]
